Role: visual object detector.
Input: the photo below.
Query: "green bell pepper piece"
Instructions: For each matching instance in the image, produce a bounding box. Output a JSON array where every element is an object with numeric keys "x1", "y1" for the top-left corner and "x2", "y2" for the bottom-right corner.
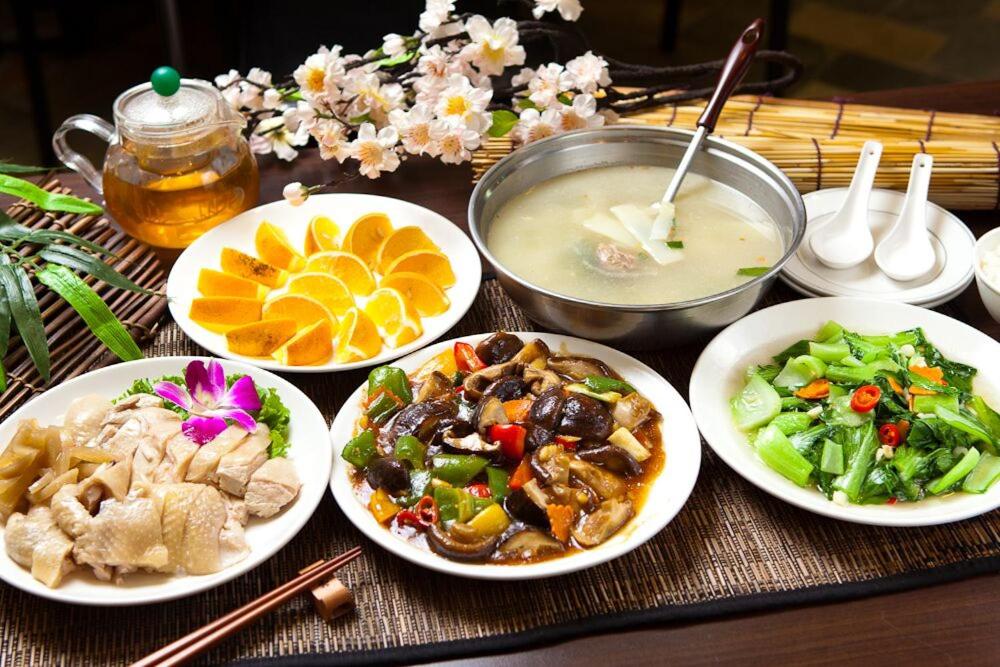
[
  {"x1": 368, "y1": 365, "x2": 413, "y2": 404},
  {"x1": 486, "y1": 466, "x2": 510, "y2": 500},
  {"x1": 434, "y1": 486, "x2": 475, "y2": 522},
  {"x1": 583, "y1": 375, "x2": 635, "y2": 395},
  {"x1": 431, "y1": 454, "x2": 488, "y2": 487},
  {"x1": 341, "y1": 430, "x2": 376, "y2": 468},
  {"x1": 395, "y1": 435, "x2": 427, "y2": 469},
  {"x1": 366, "y1": 391, "x2": 402, "y2": 425}
]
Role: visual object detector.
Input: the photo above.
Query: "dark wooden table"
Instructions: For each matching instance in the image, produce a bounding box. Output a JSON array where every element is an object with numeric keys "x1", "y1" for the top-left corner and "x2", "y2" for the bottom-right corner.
[{"x1": 55, "y1": 81, "x2": 999, "y2": 666}]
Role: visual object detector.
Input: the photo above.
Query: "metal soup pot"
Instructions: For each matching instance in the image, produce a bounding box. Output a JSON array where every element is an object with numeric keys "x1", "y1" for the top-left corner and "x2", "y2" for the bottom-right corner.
[{"x1": 468, "y1": 125, "x2": 806, "y2": 349}]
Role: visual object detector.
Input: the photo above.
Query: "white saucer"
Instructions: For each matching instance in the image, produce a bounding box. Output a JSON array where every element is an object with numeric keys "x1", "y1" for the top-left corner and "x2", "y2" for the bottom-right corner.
[{"x1": 782, "y1": 189, "x2": 975, "y2": 305}]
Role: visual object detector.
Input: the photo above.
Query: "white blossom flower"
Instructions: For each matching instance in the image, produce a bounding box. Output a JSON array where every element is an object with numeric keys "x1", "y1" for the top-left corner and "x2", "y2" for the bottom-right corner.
[
  {"x1": 432, "y1": 120, "x2": 481, "y2": 164},
  {"x1": 527, "y1": 63, "x2": 573, "y2": 108},
  {"x1": 250, "y1": 115, "x2": 307, "y2": 161},
  {"x1": 419, "y1": 0, "x2": 459, "y2": 39},
  {"x1": 349, "y1": 122, "x2": 401, "y2": 178},
  {"x1": 282, "y1": 182, "x2": 308, "y2": 206},
  {"x1": 343, "y1": 71, "x2": 405, "y2": 125},
  {"x1": 434, "y1": 74, "x2": 492, "y2": 132},
  {"x1": 557, "y1": 94, "x2": 605, "y2": 131},
  {"x1": 381, "y1": 33, "x2": 407, "y2": 58},
  {"x1": 215, "y1": 69, "x2": 240, "y2": 89},
  {"x1": 513, "y1": 107, "x2": 561, "y2": 144},
  {"x1": 389, "y1": 104, "x2": 440, "y2": 156},
  {"x1": 294, "y1": 48, "x2": 333, "y2": 102},
  {"x1": 412, "y1": 45, "x2": 464, "y2": 104},
  {"x1": 310, "y1": 118, "x2": 351, "y2": 162},
  {"x1": 511, "y1": 67, "x2": 535, "y2": 87},
  {"x1": 532, "y1": 0, "x2": 583, "y2": 21},
  {"x1": 215, "y1": 69, "x2": 242, "y2": 109},
  {"x1": 262, "y1": 88, "x2": 283, "y2": 110},
  {"x1": 460, "y1": 16, "x2": 525, "y2": 77},
  {"x1": 237, "y1": 67, "x2": 274, "y2": 110},
  {"x1": 565, "y1": 51, "x2": 611, "y2": 94},
  {"x1": 283, "y1": 101, "x2": 319, "y2": 134}
]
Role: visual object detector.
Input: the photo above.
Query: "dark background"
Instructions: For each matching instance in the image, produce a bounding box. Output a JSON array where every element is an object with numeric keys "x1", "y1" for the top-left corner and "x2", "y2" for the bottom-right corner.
[{"x1": 2, "y1": 0, "x2": 999, "y2": 165}]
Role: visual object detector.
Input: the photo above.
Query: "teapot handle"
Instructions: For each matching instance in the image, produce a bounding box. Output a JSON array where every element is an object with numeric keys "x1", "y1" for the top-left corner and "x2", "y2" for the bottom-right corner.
[{"x1": 52, "y1": 114, "x2": 115, "y2": 194}]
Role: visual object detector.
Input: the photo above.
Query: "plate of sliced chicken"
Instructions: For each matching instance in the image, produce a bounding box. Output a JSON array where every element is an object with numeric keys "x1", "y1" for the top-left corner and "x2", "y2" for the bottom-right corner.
[{"x1": 0, "y1": 356, "x2": 330, "y2": 605}]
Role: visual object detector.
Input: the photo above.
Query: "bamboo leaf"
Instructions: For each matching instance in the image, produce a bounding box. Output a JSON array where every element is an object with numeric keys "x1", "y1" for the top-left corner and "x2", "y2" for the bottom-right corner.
[
  {"x1": 0, "y1": 218, "x2": 116, "y2": 257},
  {"x1": 0, "y1": 261, "x2": 10, "y2": 392},
  {"x1": 36, "y1": 264, "x2": 142, "y2": 361},
  {"x1": 38, "y1": 246, "x2": 153, "y2": 295},
  {"x1": 0, "y1": 161, "x2": 55, "y2": 175},
  {"x1": 0, "y1": 174, "x2": 103, "y2": 215},
  {"x1": 0, "y1": 264, "x2": 50, "y2": 381}
]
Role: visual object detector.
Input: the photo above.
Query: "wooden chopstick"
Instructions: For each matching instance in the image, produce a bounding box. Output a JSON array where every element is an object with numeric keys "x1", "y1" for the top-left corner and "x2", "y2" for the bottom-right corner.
[{"x1": 130, "y1": 547, "x2": 362, "y2": 667}]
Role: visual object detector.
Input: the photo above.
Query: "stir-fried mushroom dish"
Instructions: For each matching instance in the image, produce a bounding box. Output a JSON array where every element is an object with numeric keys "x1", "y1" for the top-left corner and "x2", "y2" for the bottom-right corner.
[{"x1": 342, "y1": 332, "x2": 663, "y2": 564}]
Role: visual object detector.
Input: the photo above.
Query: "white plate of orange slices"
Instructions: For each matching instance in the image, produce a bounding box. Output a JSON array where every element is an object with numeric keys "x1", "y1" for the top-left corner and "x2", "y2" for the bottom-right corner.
[{"x1": 167, "y1": 193, "x2": 481, "y2": 372}]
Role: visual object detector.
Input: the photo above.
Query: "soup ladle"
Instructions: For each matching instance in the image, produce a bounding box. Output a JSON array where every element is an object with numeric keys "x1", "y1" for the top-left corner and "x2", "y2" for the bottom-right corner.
[{"x1": 650, "y1": 18, "x2": 766, "y2": 241}]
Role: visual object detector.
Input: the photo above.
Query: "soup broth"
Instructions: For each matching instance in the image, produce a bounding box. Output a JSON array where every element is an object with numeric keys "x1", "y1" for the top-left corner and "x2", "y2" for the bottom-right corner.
[{"x1": 487, "y1": 165, "x2": 783, "y2": 305}]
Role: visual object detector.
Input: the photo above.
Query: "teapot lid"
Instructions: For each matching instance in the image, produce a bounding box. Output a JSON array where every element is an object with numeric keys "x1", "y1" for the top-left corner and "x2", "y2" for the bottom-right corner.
[{"x1": 113, "y1": 67, "x2": 243, "y2": 141}]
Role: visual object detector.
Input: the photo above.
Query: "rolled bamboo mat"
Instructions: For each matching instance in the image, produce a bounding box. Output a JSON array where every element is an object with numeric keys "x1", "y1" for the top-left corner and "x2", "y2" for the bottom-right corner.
[
  {"x1": 0, "y1": 178, "x2": 167, "y2": 419},
  {"x1": 472, "y1": 95, "x2": 1000, "y2": 210}
]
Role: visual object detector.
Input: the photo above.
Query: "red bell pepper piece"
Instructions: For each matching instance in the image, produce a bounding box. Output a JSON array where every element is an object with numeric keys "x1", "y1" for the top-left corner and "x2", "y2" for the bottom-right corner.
[
  {"x1": 490, "y1": 423, "x2": 527, "y2": 460},
  {"x1": 555, "y1": 435, "x2": 579, "y2": 450},
  {"x1": 466, "y1": 483, "x2": 491, "y2": 498},
  {"x1": 454, "y1": 342, "x2": 486, "y2": 373}
]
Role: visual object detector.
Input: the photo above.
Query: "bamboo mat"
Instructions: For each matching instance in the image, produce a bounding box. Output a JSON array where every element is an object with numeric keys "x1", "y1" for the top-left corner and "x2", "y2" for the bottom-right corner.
[
  {"x1": 0, "y1": 280, "x2": 996, "y2": 666},
  {"x1": 0, "y1": 178, "x2": 167, "y2": 418},
  {"x1": 472, "y1": 95, "x2": 1000, "y2": 210}
]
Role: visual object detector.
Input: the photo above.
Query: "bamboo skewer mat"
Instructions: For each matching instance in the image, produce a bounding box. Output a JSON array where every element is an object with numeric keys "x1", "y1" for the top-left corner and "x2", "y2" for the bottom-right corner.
[
  {"x1": 1, "y1": 280, "x2": 997, "y2": 666},
  {"x1": 472, "y1": 95, "x2": 1000, "y2": 210},
  {"x1": 0, "y1": 177, "x2": 167, "y2": 419}
]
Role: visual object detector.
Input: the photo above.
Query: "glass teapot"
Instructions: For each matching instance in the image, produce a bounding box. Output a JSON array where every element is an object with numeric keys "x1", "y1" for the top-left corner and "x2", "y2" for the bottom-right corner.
[{"x1": 53, "y1": 67, "x2": 259, "y2": 250}]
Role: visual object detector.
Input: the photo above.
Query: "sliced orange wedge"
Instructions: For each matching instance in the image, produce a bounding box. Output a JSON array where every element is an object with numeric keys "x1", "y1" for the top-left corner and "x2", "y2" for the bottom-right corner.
[
  {"x1": 225, "y1": 318, "x2": 298, "y2": 356},
  {"x1": 379, "y1": 272, "x2": 450, "y2": 317},
  {"x1": 262, "y1": 294, "x2": 336, "y2": 330},
  {"x1": 364, "y1": 287, "x2": 423, "y2": 348},
  {"x1": 220, "y1": 247, "x2": 288, "y2": 288},
  {"x1": 255, "y1": 221, "x2": 305, "y2": 272},
  {"x1": 375, "y1": 226, "x2": 439, "y2": 274},
  {"x1": 197, "y1": 268, "x2": 269, "y2": 300},
  {"x1": 334, "y1": 307, "x2": 382, "y2": 363},
  {"x1": 189, "y1": 297, "x2": 262, "y2": 333},
  {"x1": 307, "y1": 215, "x2": 340, "y2": 254},
  {"x1": 384, "y1": 249, "x2": 455, "y2": 289},
  {"x1": 272, "y1": 319, "x2": 334, "y2": 366},
  {"x1": 287, "y1": 273, "x2": 355, "y2": 316},
  {"x1": 343, "y1": 212, "x2": 393, "y2": 269},
  {"x1": 304, "y1": 250, "x2": 376, "y2": 296}
]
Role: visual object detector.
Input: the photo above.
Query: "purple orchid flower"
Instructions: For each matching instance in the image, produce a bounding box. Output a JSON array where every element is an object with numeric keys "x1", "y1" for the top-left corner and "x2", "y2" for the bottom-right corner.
[{"x1": 153, "y1": 359, "x2": 261, "y2": 444}]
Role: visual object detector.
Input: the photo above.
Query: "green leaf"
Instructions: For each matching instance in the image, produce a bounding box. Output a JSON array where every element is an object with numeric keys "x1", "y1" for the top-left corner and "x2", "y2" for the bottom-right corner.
[
  {"x1": 37, "y1": 246, "x2": 153, "y2": 294},
  {"x1": 0, "y1": 264, "x2": 50, "y2": 381},
  {"x1": 488, "y1": 110, "x2": 519, "y2": 138},
  {"x1": 556, "y1": 92, "x2": 573, "y2": 105},
  {"x1": 0, "y1": 174, "x2": 102, "y2": 215},
  {"x1": 0, "y1": 161, "x2": 55, "y2": 175},
  {"x1": 0, "y1": 260, "x2": 9, "y2": 392},
  {"x1": 374, "y1": 50, "x2": 416, "y2": 68},
  {"x1": 737, "y1": 266, "x2": 772, "y2": 277},
  {"x1": 349, "y1": 113, "x2": 372, "y2": 125},
  {"x1": 36, "y1": 264, "x2": 142, "y2": 362},
  {"x1": 666, "y1": 240, "x2": 684, "y2": 249},
  {"x1": 0, "y1": 217, "x2": 117, "y2": 257},
  {"x1": 515, "y1": 98, "x2": 537, "y2": 111}
]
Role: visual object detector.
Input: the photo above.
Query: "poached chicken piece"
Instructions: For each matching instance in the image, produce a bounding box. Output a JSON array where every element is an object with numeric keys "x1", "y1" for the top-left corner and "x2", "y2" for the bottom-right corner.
[{"x1": 2, "y1": 392, "x2": 300, "y2": 588}]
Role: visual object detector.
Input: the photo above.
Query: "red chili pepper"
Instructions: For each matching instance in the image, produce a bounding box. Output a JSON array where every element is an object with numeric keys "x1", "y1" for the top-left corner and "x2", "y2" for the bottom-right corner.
[
  {"x1": 850, "y1": 384, "x2": 881, "y2": 412},
  {"x1": 414, "y1": 496, "x2": 439, "y2": 524},
  {"x1": 878, "y1": 423, "x2": 901, "y2": 447},
  {"x1": 886, "y1": 497, "x2": 898, "y2": 505},
  {"x1": 466, "y1": 483, "x2": 491, "y2": 498},
  {"x1": 454, "y1": 342, "x2": 486, "y2": 373},
  {"x1": 490, "y1": 423, "x2": 527, "y2": 460},
  {"x1": 554, "y1": 435, "x2": 579, "y2": 451},
  {"x1": 395, "y1": 510, "x2": 425, "y2": 530}
]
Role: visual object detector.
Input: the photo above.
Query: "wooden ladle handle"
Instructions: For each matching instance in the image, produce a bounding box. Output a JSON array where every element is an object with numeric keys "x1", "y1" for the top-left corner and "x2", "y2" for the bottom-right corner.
[{"x1": 697, "y1": 18, "x2": 766, "y2": 131}]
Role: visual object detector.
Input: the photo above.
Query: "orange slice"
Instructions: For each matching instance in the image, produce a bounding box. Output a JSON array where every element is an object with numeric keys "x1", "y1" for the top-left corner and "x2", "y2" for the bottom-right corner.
[
  {"x1": 304, "y1": 251, "x2": 376, "y2": 296},
  {"x1": 375, "y1": 226, "x2": 439, "y2": 274},
  {"x1": 255, "y1": 222, "x2": 306, "y2": 272},
  {"x1": 287, "y1": 272, "x2": 354, "y2": 316},
  {"x1": 189, "y1": 297, "x2": 262, "y2": 333},
  {"x1": 379, "y1": 272, "x2": 450, "y2": 317},
  {"x1": 306, "y1": 215, "x2": 340, "y2": 255},
  {"x1": 364, "y1": 287, "x2": 423, "y2": 348},
  {"x1": 343, "y1": 213, "x2": 393, "y2": 269},
  {"x1": 220, "y1": 247, "x2": 288, "y2": 288},
  {"x1": 197, "y1": 268, "x2": 269, "y2": 300},
  {"x1": 384, "y1": 250, "x2": 455, "y2": 288},
  {"x1": 262, "y1": 294, "x2": 336, "y2": 330},
  {"x1": 272, "y1": 319, "x2": 334, "y2": 366},
  {"x1": 334, "y1": 308, "x2": 382, "y2": 363},
  {"x1": 225, "y1": 319, "x2": 298, "y2": 357}
]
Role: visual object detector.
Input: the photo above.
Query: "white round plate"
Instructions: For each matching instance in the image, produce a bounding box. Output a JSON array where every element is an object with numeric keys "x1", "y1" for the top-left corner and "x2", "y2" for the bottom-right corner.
[
  {"x1": 781, "y1": 189, "x2": 975, "y2": 305},
  {"x1": 0, "y1": 357, "x2": 331, "y2": 605},
  {"x1": 690, "y1": 297, "x2": 1000, "y2": 527},
  {"x1": 779, "y1": 271, "x2": 955, "y2": 308},
  {"x1": 329, "y1": 332, "x2": 701, "y2": 579},
  {"x1": 168, "y1": 193, "x2": 482, "y2": 373}
]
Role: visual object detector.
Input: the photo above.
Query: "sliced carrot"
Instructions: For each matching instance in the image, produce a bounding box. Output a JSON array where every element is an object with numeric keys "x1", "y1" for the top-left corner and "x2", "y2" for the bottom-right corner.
[
  {"x1": 794, "y1": 379, "x2": 830, "y2": 399},
  {"x1": 508, "y1": 458, "x2": 533, "y2": 491},
  {"x1": 546, "y1": 504, "x2": 574, "y2": 543},
  {"x1": 897, "y1": 419, "x2": 911, "y2": 440},
  {"x1": 908, "y1": 385, "x2": 938, "y2": 396},
  {"x1": 909, "y1": 365, "x2": 946, "y2": 385},
  {"x1": 503, "y1": 398, "x2": 533, "y2": 422},
  {"x1": 886, "y1": 375, "x2": 904, "y2": 395}
]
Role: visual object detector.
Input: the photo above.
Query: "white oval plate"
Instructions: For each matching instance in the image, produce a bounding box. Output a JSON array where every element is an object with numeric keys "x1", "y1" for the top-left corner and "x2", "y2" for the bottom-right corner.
[
  {"x1": 168, "y1": 193, "x2": 482, "y2": 373},
  {"x1": 329, "y1": 333, "x2": 701, "y2": 579},
  {"x1": 0, "y1": 357, "x2": 331, "y2": 605},
  {"x1": 690, "y1": 297, "x2": 1000, "y2": 527},
  {"x1": 781, "y1": 189, "x2": 975, "y2": 305}
]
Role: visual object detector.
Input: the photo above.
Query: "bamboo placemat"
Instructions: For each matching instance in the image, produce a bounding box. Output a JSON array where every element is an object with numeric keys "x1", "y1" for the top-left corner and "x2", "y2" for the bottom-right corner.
[
  {"x1": 0, "y1": 178, "x2": 167, "y2": 419},
  {"x1": 0, "y1": 280, "x2": 996, "y2": 666},
  {"x1": 472, "y1": 95, "x2": 1000, "y2": 210}
]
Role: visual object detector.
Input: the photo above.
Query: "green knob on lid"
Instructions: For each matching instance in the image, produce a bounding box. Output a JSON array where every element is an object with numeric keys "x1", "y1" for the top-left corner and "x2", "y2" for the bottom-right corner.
[{"x1": 151, "y1": 66, "x2": 181, "y2": 96}]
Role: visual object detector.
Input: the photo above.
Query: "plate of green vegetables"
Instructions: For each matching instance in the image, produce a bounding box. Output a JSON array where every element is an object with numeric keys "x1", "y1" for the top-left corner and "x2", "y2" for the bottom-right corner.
[{"x1": 690, "y1": 297, "x2": 1000, "y2": 526}]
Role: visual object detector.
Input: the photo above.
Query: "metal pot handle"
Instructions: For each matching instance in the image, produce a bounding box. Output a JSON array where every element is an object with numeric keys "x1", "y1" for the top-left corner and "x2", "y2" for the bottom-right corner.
[{"x1": 52, "y1": 114, "x2": 115, "y2": 194}]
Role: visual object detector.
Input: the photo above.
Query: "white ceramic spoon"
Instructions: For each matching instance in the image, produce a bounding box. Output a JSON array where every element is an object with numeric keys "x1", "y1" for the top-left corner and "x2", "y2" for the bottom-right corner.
[
  {"x1": 874, "y1": 153, "x2": 936, "y2": 282},
  {"x1": 808, "y1": 140, "x2": 882, "y2": 269}
]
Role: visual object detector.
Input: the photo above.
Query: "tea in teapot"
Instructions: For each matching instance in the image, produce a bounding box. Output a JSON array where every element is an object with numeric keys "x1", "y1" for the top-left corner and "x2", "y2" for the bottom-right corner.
[{"x1": 53, "y1": 67, "x2": 259, "y2": 250}]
